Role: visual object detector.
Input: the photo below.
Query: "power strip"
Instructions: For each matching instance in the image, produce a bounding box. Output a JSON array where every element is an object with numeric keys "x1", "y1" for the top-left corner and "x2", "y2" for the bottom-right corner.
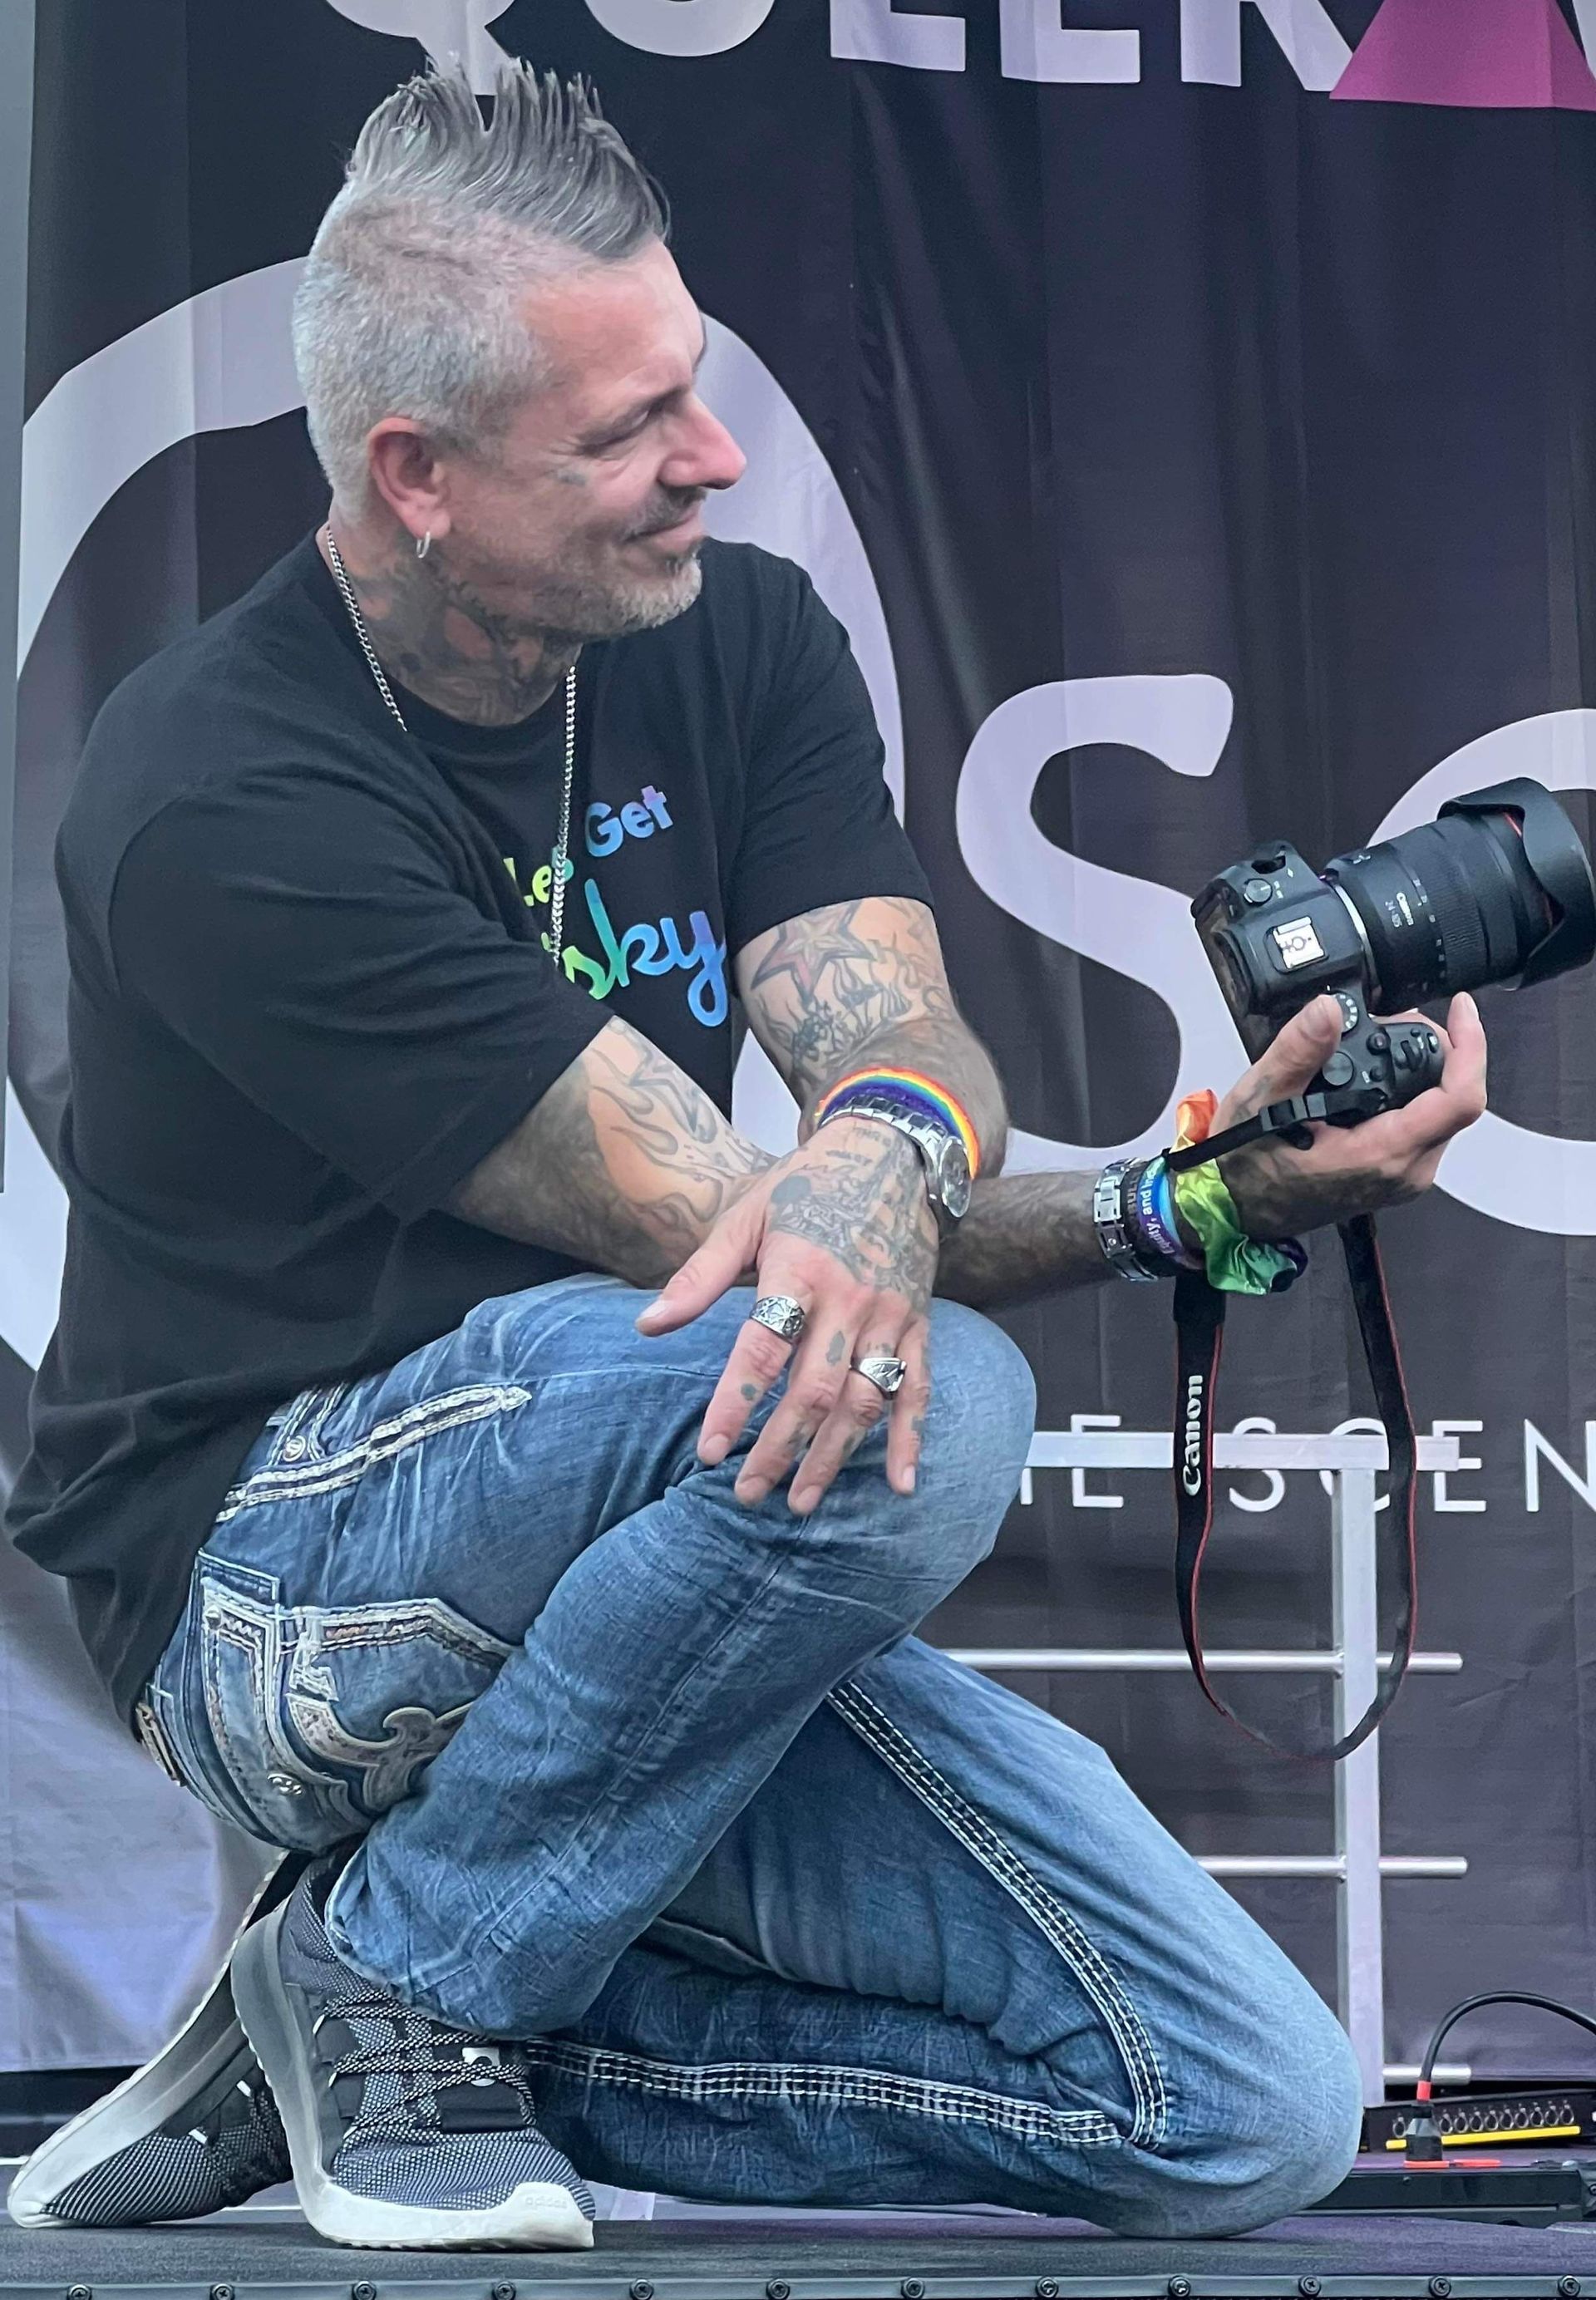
[{"x1": 1364, "y1": 2087, "x2": 1596, "y2": 2153}]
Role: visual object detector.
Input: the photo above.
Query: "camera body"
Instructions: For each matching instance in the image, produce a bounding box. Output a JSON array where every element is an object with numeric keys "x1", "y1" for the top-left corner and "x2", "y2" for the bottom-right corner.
[
  {"x1": 1193, "y1": 843, "x2": 1444, "y2": 1116},
  {"x1": 1193, "y1": 777, "x2": 1596, "y2": 1122}
]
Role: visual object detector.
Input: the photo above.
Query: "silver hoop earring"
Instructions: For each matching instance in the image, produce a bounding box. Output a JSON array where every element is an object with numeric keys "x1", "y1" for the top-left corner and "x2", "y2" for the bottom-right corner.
[{"x1": 416, "y1": 530, "x2": 431, "y2": 560}]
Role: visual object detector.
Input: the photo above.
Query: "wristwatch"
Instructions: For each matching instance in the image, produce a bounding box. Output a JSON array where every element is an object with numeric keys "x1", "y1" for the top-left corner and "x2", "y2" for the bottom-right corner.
[{"x1": 816, "y1": 1090, "x2": 973, "y2": 1235}]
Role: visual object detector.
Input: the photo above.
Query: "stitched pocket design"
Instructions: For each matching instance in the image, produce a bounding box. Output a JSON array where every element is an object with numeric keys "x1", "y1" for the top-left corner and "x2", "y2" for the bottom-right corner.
[{"x1": 196, "y1": 1559, "x2": 514, "y2": 1848}]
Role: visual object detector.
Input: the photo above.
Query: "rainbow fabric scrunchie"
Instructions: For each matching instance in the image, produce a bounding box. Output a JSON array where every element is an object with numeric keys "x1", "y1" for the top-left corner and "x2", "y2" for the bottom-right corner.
[{"x1": 1170, "y1": 1091, "x2": 1306, "y2": 1298}]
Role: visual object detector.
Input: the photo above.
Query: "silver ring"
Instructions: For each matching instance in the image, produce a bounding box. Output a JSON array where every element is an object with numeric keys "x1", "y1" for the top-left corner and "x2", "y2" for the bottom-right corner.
[
  {"x1": 751, "y1": 1294, "x2": 807, "y2": 1343},
  {"x1": 853, "y1": 1354, "x2": 908, "y2": 1396}
]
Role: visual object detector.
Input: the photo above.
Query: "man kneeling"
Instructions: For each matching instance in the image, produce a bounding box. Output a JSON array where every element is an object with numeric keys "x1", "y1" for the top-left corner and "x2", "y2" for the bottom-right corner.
[{"x1": 7, "y1": 66, "x2": 1486, "y2": 2251}]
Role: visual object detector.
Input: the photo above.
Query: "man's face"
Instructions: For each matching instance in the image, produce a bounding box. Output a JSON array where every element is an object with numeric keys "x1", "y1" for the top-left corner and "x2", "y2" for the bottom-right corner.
[{"x1": 433, "y1": 239, "x2": 746, "y2": 638}]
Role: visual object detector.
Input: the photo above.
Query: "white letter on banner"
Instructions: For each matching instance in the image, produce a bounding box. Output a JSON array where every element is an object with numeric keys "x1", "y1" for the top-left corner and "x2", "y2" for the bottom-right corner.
[
  {"x1": 831, "y1": 0, "x2": 965, "y2": 71},
  {"x1": 953, "y1": 673, "x2": 1241, "y2": 1171},
  {"x1": 320, "y1": 0, "x2": 517, "y2": 89},
  {"x1": 1071, "y1": 1414, "x2": 1124, "y2": 1510},
  {"x1": 1181, "y1": 0, "x2": 1351, "y2": 90},
  {"x1": 1430, "y1": 1421, "x2": 1485, "y2": 1514},
  {"x1": 1001, "y1": 0, "x2": 1138, "y2": 82},
  {"x1": 1525, "y1": 1421, "x2": 1596, "y2": 1514},
  {"x1": 1228, "y1": 1416, "x2": 1286, "y2": 1514},
  {"x1": 584, "y1": 0, "x2": 774, "y2": 53}
]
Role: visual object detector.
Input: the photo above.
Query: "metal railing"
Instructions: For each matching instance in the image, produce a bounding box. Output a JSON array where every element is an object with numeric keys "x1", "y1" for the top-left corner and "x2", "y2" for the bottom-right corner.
[{"x1": 945, "y1": 1428, "x2": 1468, "y2": 2105}]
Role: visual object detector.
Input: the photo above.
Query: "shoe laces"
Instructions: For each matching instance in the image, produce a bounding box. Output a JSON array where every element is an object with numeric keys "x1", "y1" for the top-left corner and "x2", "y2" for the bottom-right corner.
[
  {"x1": 180, "y1": 2075, "x2": 270, "y2": 2151},
  {"x1": 313, "y1": 1982, "x2": 539, "y2": 2151}
]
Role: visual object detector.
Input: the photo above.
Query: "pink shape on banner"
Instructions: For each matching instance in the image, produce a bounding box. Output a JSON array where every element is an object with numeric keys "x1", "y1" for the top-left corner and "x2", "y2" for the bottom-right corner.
[{"x1": 1332, "y1": 0, "x2": 1596, "y2": 111}]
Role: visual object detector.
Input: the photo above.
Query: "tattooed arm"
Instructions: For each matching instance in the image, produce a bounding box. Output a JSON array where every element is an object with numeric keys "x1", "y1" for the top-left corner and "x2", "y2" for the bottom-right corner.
[
  {"x1": 446, "y1": 1016, "x2": 774, "y2": 1287},
  {"x1": 934, "y1": 1174, "x2": 1114, "y2": 1308},
  {"x1": 617, "y1": 897, "x2": 1000, "y2": 1514},
  {"x1": 448, "y1": 1007, "x2": 936, "y2": 1513},
  {"x1": 727, "y1": 894, "x2": 1165, "y2": 1313},
  {"x1": 736, "y1": 897, "x2": 1008, "y2": 1172},
  {"x1": 935, "y1": 990, "x2": 1490, "y2": 1308}
]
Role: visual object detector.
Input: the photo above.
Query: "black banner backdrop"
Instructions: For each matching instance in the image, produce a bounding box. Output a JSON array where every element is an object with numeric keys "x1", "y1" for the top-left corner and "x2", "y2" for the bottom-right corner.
[{"x1": 5, "y1": 0, "x2": 1596, "y2": 2081}]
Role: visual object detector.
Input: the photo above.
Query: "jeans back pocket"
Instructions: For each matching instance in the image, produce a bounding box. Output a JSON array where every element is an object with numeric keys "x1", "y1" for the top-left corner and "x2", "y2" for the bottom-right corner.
[{"x1": 195, "y1": 1554, "x2": 514, "y2": 1850}]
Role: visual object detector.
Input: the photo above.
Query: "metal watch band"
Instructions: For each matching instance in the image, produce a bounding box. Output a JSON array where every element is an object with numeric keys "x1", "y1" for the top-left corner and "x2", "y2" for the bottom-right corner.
[
  {"x1": 815, "y1": 1091, "x2": 968, "y2": 1233},
  {"x1": 1091, "y1": 1158, "x2": 1165, "y2": 1283}
]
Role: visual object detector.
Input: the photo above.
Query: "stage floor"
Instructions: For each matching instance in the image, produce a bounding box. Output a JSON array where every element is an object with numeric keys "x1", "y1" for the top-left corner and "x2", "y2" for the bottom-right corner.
[{"x1": 5, "y1": 2204, "x2": 1596, "y2": 2298}]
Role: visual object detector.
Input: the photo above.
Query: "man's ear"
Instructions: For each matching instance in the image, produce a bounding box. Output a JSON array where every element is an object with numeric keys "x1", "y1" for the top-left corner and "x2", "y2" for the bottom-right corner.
[{"x1": 365, "y1": 419, "x2": 452, "y2": 549}]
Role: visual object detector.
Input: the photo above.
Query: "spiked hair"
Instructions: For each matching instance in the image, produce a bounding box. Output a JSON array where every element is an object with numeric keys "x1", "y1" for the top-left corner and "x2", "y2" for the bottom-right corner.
[{"x1": 293, "y1": 65, "x2": 666, "y2": 505}]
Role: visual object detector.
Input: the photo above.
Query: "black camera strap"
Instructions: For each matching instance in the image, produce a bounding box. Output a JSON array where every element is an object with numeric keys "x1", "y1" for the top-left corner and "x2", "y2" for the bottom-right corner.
[
  {"x1": 1173, "y1": 1081, "x2": 1391, "y2": 1164},
  {"x1": 1167, "y1": 1191, "x2": 1421, "y2": 1762}
]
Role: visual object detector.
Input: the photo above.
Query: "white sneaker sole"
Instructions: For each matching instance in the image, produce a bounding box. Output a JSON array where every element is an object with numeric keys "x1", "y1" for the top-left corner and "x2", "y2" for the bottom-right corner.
[
  {"x1": 231, "y1": 1904, "x2": 594, "y2": 2253},
  {"x1": 7, "y1": 1854, "x2": 295, "y2": 2229}
]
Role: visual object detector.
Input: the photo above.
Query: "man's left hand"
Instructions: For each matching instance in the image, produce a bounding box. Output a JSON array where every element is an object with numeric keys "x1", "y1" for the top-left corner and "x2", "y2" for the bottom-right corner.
[
  {"x1": 1214, "y1": 991, "x2": 1489, "y2": 1241},
  {"x1": 637, "y1": 1118, "x2": 938, "y2": 1510}
]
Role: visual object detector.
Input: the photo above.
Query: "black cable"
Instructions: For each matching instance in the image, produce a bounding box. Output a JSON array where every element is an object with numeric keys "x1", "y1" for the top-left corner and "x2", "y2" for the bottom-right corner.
[{"x1": 1417, "y1": 1991, "x2": 1596, "y2": 2099}]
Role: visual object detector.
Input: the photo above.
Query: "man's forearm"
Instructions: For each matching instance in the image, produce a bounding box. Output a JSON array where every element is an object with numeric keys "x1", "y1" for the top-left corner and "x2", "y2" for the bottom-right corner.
[
  {"x1": 934, "y1": 1170, "x2": 1116, "y2": 1309},
  {"x1": 740, "y1": 899, "x2": 1008, "y2": 1172},
  {"x1": 446, "y1": 1017, "x2": 773, "y2": 1285},
  {"x1": 450, "y1": 1009, "x2": 1116, "y2": 1311}
]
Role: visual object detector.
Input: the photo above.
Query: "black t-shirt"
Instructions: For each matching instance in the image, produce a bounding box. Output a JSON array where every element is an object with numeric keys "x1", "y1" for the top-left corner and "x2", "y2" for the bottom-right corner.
[{"x1": 8, "y1": 534, "x2": 929, "y2": 1722}]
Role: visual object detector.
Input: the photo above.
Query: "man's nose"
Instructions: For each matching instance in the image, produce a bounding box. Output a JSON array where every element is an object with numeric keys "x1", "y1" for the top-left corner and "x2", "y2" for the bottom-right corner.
[{"x1": 668, "y1": 397, "x2": 747, "y2": 493}]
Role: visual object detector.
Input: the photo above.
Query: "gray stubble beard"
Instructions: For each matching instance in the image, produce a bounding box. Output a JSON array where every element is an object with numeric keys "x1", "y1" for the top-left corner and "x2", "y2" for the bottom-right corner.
[{"x1": 578, "y1": 546, "x2": 705, "y2": 639}]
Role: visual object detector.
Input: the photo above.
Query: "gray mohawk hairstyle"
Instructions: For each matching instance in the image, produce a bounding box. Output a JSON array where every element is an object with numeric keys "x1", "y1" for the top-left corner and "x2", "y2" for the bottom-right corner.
[{"x1": 293, "y1": 64, "x2": 667, "y2": 505}]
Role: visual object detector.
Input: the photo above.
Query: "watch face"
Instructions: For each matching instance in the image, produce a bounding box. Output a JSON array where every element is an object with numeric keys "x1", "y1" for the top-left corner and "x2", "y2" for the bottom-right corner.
[{"x1": 939, "y1": 1139, "x2": 973, "y2": 1220}]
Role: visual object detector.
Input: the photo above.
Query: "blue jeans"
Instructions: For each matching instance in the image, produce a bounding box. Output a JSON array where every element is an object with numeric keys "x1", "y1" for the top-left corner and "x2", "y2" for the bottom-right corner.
[{"x1": 141, "y1": 1275, "x2": 1360, "y2": 2234}]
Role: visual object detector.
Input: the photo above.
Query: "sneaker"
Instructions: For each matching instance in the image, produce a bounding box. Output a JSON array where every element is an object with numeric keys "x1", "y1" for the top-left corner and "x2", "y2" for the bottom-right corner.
[
  {"x1": 229, "y1": 1858, "x2": 595, "y2": 2250},
  {"x1": 7, "y1": 1856, "x2": 303, "y2": 2228}
]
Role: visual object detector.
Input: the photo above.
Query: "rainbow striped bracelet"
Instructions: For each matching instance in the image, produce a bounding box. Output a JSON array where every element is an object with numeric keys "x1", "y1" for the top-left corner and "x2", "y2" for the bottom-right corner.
[{"x1": 814, "y1": 1068, "x2": 982, "y2": 1176}]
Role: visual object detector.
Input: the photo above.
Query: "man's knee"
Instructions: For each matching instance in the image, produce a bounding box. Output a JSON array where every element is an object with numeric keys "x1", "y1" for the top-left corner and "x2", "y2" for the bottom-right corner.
[
  {"x1": 924, "y1": 1302, "x2": 1035, "y2": 1469},
  {"x1": 1126, "y1": 1986, "x2": 1362, "y2": 2237}
]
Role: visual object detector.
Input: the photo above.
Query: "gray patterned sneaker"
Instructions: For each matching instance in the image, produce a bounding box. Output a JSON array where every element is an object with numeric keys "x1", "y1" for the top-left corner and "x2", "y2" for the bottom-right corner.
[
  {"x1": 229, "y1": 1859, "x2": 594, "y2": 2250},
  {"x1": 7, "y1": 1856, "x2": 302, "y2": 2229}
]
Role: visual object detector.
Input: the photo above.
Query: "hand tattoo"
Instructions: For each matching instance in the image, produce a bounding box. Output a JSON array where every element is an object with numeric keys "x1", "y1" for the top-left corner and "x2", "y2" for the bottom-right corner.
[{"x1": 766, "y1": 1130, "x2": 938, "y2": 1306}]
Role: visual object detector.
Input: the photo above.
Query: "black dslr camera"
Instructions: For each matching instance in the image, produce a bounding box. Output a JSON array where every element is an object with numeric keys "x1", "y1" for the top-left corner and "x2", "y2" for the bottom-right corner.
[
  {"x1": 1172, "y1": 776, "x2": 1594, "y2": 1765},
  {"x1": 1192, "y1": 776, "x2": 1596, "y2": 1122}
]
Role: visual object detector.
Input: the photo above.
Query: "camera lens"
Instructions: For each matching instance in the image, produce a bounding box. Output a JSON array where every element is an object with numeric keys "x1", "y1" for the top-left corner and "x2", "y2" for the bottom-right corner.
[{"x1": 1323, "y1": 777, "x2": 1595, "y2": 1008}]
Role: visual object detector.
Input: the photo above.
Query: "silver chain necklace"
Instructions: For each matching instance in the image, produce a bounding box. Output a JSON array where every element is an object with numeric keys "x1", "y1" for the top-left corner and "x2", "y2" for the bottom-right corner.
[{"x1": 323, "y1": 526, "x2": 577, "y2": 968}]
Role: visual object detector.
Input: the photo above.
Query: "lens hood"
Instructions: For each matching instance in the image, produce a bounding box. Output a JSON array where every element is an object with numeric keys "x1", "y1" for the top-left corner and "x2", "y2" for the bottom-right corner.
[{"x1": 1436, "y1": 776, "x2": 1596, "y2": 988}]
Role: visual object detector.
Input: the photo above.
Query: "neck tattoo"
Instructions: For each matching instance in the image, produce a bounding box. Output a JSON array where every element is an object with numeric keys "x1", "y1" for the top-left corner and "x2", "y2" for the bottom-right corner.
[{"x1": 323, "y1": 525, "x2": 579, "y2": 968}]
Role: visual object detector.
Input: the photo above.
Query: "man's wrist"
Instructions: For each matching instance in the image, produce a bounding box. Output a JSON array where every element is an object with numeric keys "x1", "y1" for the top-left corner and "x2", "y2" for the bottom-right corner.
[
  {"x1": 814, "y1": 1100, "x2": 968, "y2": 1234},
  {"x1": 811, "y1": 1111, "x2": 933, "y2": 1194},
  {"x1": 1173, "y1": 1190, "x2": 1204, "y2": 1258}
]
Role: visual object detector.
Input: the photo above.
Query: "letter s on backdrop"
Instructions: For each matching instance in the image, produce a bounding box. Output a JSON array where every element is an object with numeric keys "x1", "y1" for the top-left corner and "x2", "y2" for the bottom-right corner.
[{"x1": 953, "y1": 674, "x2": 1243, "y2": 1172}]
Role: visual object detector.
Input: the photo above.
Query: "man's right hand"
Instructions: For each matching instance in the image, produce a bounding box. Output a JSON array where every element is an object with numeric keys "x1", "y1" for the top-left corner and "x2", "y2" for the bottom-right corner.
[
  {"x1": 637, "y1": 1116, "x2": 938, "y2": 1514},
  {"x1": 1213, "y1": 990, "x2": 1489, "y2": 1241}
]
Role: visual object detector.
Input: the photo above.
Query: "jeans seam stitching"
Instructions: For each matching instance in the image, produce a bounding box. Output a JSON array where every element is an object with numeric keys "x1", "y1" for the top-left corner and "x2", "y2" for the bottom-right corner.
[
  {"x1": 199, "y1": 1590, "x2": 275, "y2": 1822},
  {"x1": 216, "y1": 1384, "x2": 534, "y2": 1519},
  {"x1": 825, "y1": 1678, "x2": 1168, "y2": 2149},
  {"x1": 519, "y1": 2041, "x2": 1119, "y2": 2141}
]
